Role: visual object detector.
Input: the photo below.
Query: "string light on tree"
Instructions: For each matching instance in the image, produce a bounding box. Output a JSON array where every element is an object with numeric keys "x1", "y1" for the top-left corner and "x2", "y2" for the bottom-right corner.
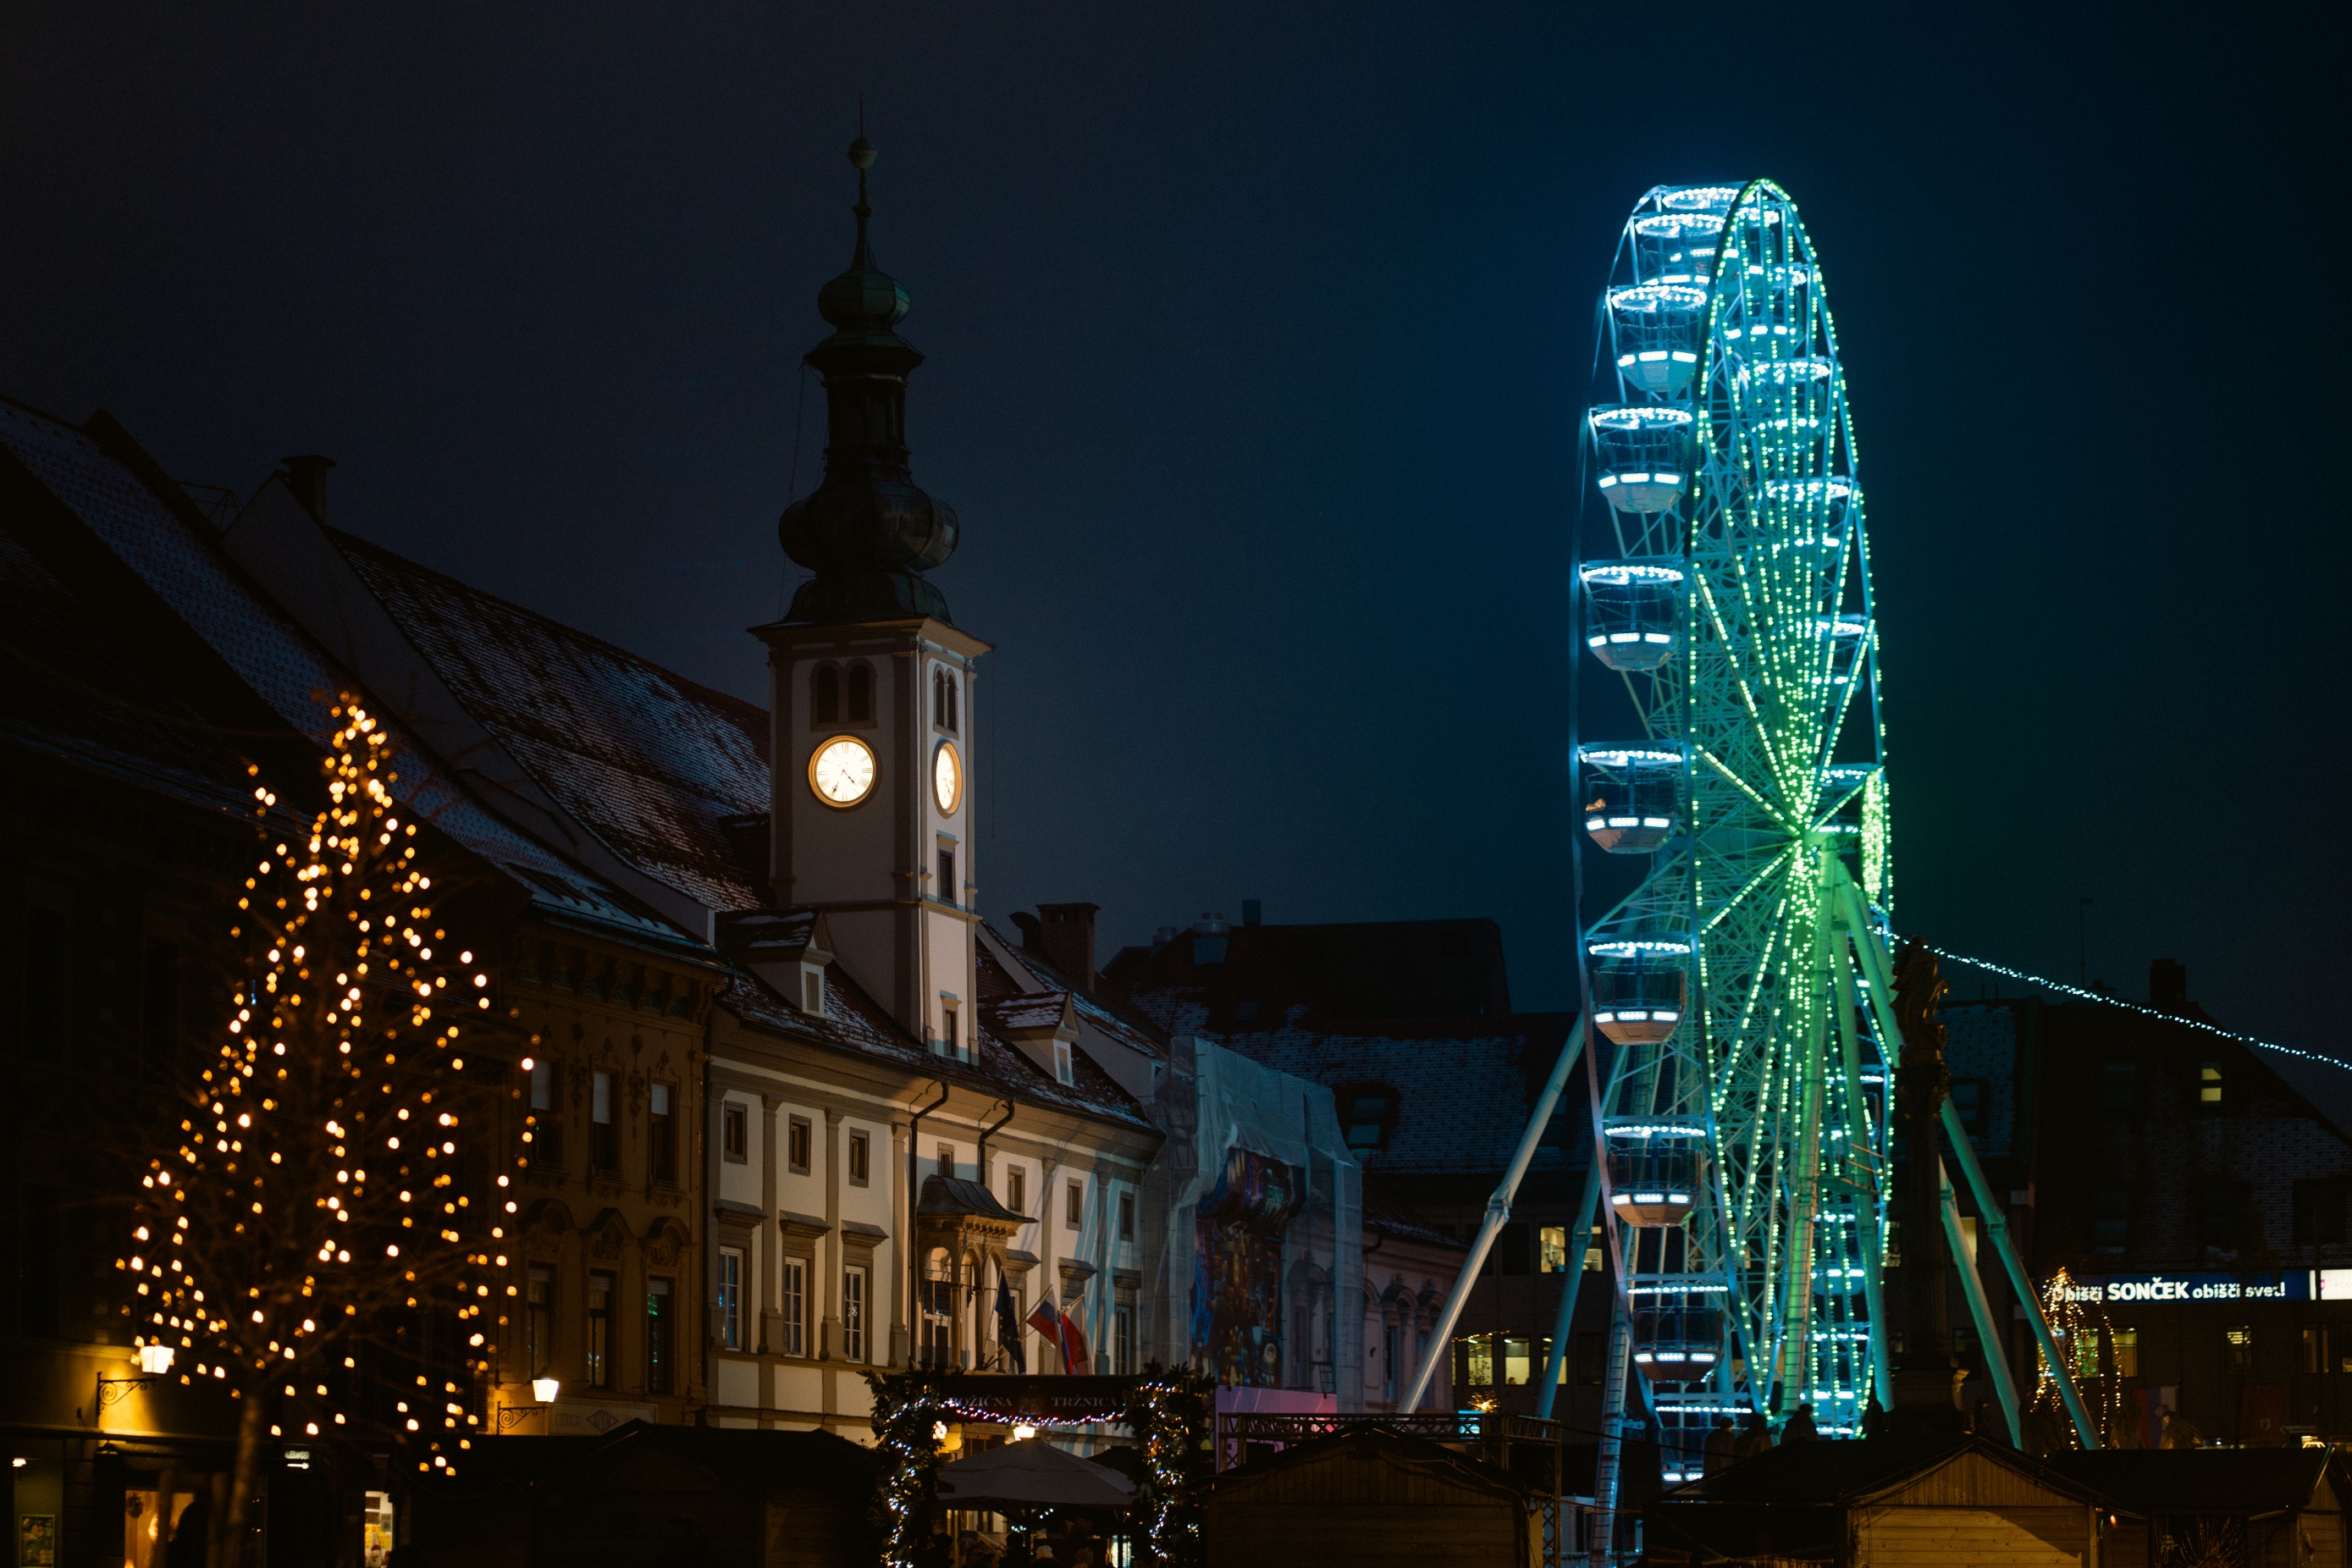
[
  {"x1": 2032, "y1": 1267, "x2": 2125, "y2": 1446},
  {"x1": 120, "y1": 697, "x2": 522, "y2": 1542}
]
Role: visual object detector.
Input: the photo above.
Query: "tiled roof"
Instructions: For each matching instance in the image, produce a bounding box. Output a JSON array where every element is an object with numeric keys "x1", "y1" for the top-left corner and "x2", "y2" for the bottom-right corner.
[
  {"x1": 0, "y1": 501, "x2": 254, "y2": 815},
  {"x1": 1201, "y1": 1015, "x2": 1582, "y2": 1178},
  {"x1": 1103, "y1": 916, "x2": 1513, "y2": 1031},
  {"x1": 0, "y1": 400, "x2": 676, "y2": 945},
  {"x1": 719, "y1": 947, "x2": 1157, "y2": 1134},
  {"x1": 325, "y1": 527, "x2": 770, "y2": 913},
  {"x1": 982, "y1": 924, "x2": 1165, "y2": 1062},
  {"x1": 986, "y1": 992, "x2": 1071, "y2": 1034}
]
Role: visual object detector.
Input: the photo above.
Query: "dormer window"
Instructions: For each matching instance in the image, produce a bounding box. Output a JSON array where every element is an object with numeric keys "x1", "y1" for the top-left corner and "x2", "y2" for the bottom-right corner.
[
  {"x1": 1054, "y1": 1040, "x2": 1074, "y2": 1085},
  {"x1": 800, "y1": 963, "x2": 825, "y2": 1016},
  {"x1": 1340, "y1": 1085, "x2": 1399, "y2": 1154}
]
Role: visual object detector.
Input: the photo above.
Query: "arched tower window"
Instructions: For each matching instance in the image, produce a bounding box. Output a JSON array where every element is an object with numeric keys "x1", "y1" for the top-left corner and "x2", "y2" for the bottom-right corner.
[
  {"x1": 947, "y1": 671, "x2": 958, "y2": 732},
  {"x1": 847, "y1": 662, "x2": 874, "y2": 722},
  {"x1": 812, "y1": 665, "x2": 839, "y2": 726}
]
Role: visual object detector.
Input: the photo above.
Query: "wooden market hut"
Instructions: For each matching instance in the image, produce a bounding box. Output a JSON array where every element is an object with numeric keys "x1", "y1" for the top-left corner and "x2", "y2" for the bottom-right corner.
[
  {"x1": 409, "y1": 1420, "x2": 880, "y2": 1566},
  {"x1": 2046, "y1": 1447, "x2": 2349, "y2": 1565},
  {"x1": 1204, "y1": 1426, "x2": 1543, "y2": 1568},
  {"x1": 1646, "y1": 1433, "x2": 2114, "y2": 1566}
]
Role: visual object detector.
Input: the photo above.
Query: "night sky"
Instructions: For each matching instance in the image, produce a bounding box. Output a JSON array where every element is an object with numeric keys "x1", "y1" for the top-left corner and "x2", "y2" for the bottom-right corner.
[{"x1": 6, "y1": 3, "x2": 2346, "y2": 1049}]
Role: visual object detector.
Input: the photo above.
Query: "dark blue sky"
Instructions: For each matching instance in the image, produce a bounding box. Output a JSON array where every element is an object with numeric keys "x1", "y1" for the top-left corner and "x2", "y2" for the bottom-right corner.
[{"x1": 5, "y1": 2, "x2": 2346, "y2": 1046}]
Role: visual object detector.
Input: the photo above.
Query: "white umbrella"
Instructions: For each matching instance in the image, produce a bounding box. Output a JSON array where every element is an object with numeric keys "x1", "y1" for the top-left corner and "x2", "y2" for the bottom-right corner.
[{"x1": 936, "y1": 1438, "x2": 1137, "y2": 1508}]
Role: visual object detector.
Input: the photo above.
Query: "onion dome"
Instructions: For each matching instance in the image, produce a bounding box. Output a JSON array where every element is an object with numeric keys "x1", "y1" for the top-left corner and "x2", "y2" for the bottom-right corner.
[{"x1": 776, "y1": 138, "x2": 959, "y2": 623}]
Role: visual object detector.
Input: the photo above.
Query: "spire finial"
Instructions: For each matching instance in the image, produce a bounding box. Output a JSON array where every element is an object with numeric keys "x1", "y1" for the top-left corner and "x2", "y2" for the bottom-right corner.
[{"x1": 847, "y1": 135, "x2": 878, "y2": 265}]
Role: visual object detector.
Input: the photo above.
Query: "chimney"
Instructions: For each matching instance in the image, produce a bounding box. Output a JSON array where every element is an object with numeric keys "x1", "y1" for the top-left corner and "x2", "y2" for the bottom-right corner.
[
  {"x1": 1241, "y1": 898, "x2": 1262, "y2": 927},
  {"x1": 282, "y1": 455, "x2": 335, "y2": 522},
  {"x1": 1033, "y1": 903, "x2": 1101, "y2": 994},
  {"x1": 2150, "y1": 958, "x2": 2188, "y2": 1012}
]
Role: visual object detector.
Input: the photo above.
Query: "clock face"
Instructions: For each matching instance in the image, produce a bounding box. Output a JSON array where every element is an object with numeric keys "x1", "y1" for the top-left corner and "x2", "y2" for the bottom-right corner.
[
  {"x1": 932, "y1": 740, "x2": 963, "y2": 815},
  {"x1": 808, "y1": 736, "x2": 875, "y2": 808}
]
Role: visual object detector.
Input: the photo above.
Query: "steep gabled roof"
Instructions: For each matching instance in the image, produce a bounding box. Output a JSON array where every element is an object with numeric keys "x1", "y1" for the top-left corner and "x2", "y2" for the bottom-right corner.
[
  {"x1": 323, "y1": 527, "x2": 770, "y2": 913},
  {"x1": 0, "y1": 400, "x2": 674, "y2": 946}
]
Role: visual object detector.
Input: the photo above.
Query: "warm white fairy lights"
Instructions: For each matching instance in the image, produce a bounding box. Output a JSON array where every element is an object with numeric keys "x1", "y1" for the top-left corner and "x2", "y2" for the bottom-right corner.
[{"x1": 120, "y1": 698, "x2": 520, "y2": 1477}]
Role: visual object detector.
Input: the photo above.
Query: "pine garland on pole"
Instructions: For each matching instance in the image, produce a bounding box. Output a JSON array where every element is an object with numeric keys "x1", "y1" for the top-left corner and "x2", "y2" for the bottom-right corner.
[
  {"x1": 119, "y1": 698, "x2": 516, "y2": 1566},
  {"x1": 1124, "y1": 1364, "x2": 1212, "y2": 1568},
  {"x1": 866, "y1": 1368, "x2": 963, "y2": 1568}
]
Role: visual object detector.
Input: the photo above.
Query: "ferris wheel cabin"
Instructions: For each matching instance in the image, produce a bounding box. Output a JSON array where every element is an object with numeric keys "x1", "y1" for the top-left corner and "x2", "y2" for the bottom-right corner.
[{"x1": 1579, "y1": 561, "x2": 1682, "y2": 671}]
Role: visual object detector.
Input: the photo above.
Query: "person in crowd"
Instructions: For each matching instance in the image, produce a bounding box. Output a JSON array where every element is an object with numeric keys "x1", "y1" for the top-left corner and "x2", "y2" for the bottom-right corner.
[
  {"x1": 1735, "y1": 1411, "x2": 1775, "y2": 1458},
  {"x1": 1780, "y1": 1402, "x2": 1819, "y2": 1443},
  {"x1": 1703, "y1": 1416, "x2": 1741, "y2": 1475}
]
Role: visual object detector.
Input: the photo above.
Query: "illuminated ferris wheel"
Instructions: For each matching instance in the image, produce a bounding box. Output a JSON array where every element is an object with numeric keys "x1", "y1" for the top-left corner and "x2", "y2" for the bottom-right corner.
[{"x1": 1575, "y1": 180, "x2": 1896, "y2": 1472}]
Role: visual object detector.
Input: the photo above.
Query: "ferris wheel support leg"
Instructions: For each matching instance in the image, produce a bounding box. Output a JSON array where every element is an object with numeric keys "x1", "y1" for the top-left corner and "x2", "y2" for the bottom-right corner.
[
  {"x1": 1940, "y1": 1092, "x2": 2099, "y2": 1449},
  {"x1": 1829, "y1": 943, "x2": 1895, "y2": 1411},
  {"x1": 1941, "y1": 1157, "x2": 2023, "y2": 1446},
  {"x1": 1830, "y1": 877, "x2": 2100, "y2": 1450},
  {"x1": 1589, "y1": 1294, "x2": 1634, "y2": 1568},
  {"x1": 1399, "y1": 1019, "x2": 1589, "y2": 1413},
  {"x1": 1537, "y1": 1151, "x2": 1608, "y2": 1420}
]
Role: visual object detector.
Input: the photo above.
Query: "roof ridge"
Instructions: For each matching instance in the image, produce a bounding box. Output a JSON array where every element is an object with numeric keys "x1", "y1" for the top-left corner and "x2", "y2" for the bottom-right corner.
[{"x1": 323, "y1": 524, "x2": 769, "y2": 728}]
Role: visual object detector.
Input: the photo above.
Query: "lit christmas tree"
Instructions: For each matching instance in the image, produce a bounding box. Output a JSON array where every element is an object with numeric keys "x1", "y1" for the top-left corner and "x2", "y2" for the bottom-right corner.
[
  {"x1": 2031, "y1": 1265, "x2": 2127, "y2": 1447},
  {"x1": 120, "y1": 698, "x2": 518, "y2": 1563}
]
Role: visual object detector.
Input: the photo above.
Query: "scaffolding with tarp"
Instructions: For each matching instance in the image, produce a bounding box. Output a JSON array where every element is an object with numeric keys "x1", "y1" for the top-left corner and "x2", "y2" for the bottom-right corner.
[{"x1": 1138, "y1": 1036, "x2": 1364, "y2": 1405}]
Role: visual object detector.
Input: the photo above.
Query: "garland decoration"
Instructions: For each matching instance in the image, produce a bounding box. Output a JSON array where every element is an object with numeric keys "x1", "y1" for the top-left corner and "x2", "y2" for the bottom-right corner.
[
  {"x1": 1122, "y1": 1364, "x2": 1213, "y2": 1568},
  {"x1": 866, "y1": 1367, "x2": 963, "y2": 1568}
]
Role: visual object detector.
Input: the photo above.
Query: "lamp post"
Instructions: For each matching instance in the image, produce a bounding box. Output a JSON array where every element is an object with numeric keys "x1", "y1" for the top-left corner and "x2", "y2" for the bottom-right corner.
[{"x1": 496, "y1": 1378, "x2": 561, "y2": 1433}]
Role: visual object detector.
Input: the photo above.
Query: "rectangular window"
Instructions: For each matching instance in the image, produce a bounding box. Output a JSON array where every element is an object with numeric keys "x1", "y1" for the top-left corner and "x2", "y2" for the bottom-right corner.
[
  {"x1": 591, "y1": 1071, "x2": 618, "y2": 1174},
  {"x1": 801, "y1": 967, "x2": 825, "y2": 1014},
  {"x1": 2226, "y1": 1324, "x2": 2254, "y2": 1375},
  {"x1": 2112, "y1": 1326, "x2": 2139, "y2": 1378},
  {"x1": 1499, "y1": 1222, "x2": 1530, "y2": 1276},
  {"x1": 717, "y1": 1250, "x2": 743, "y2": 1351},
  {"x1": 789, "y1": 1117, "x2": 812, "y2": 1176},
  {"x1": 140, "y1": 938, "x2": 177, "y2": 1078},
  {"x1": 649, "y1": 1083, "x2": 676, "y2": 1186},
  {"x1": 937, "y1": 1141, "x2": 955, "y2": 1179},
  {"x1": 2200, "y1": 1184, "x2": 2245, "y2": 1251},
  {"x1": 587, "y1": 1271, "x2": 613, "y2": 1388},
  {"x1": 647, "y1": 1278, "x2": 674, "y2": 1394},
  {"x1": 722, "y1": 1102, "x2": 748, "y2": 1163},
  {"x1": 2294, "y1": 1179, "x2": 2347, "y2": 1246},
  {"x1": 1460, "y1": 1335, "x2": 1493, "y2": 1388},
  {"x1": 842, "y1": 1266, "x2": 867, "y2": 1363},
  {"x1": 1114, "y1": 1303, "x2": 1135, "y2": 1375},
  {"x1": 1118, "y1": 1190, "x2": 1135, "y2": 1243},
  {"x1": 2092, "y1": 1189, "x2": 2131, "y2": 1251},
  {"x1": 532, "y1": 1057, "x2": 564, "y2": 1168},
  {"x1": 1503, "y1": 1336, "x2": 1532, "y2": 1386},
  {"x1": 781, "y1": 1258, "x2": 807, "y2": 1357},
  {"x1": 1383, "y1": 1323, "x2": 1399, "y2": 1404},
  {"x1": 1538, "y1": 1225, "x2": 1569, "y2": 1273},
  {"x1": 941, "y1": 1002, "x2": 961, "y2": 1060},
  {"x1": 2200, "y1": 1060, "x2": 2225, "y2": 1107},
  {"x1": 2305, "y1": 1325, "x2": 2329, "y2": 1376},
  {"x1": 1053, "y1": 1039, "x2": 1073, "y2": 1085},
  {"x1": 24, "y1": 910, "x2": 63, "y2": 1052},
  {"x1": 1008, "y1": 1167, "x2": 1027, "y2": 1216},
  {"x1": 940, "y1": 847, "x2": 957, "y2": 908},
  {"x1": 1067, "y1": 1179, "x2": 1084, "y2": 1228},
  {"x1": 848, "y1": 1131, "x2": 870, "y2": 1185},
  {"x1": 1949, "y1": 1079, "x2": 1987, "y2": 1139},
  {"x1": 1577, "y1": 1332, "x2": 1603, "y2": 1385},
  {"x1": 527, "y1": 1267, "x2": 553, "y2": 1378},
  {"x1": 2101, "y1": 1060, "x2": 2138, "y2": 1114}
]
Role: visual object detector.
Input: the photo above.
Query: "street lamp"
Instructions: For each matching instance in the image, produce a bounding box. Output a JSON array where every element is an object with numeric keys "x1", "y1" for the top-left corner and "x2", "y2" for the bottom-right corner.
[
  {"x1": 98, "y1": 1344, "x2": 175, "y2": 1412},
  {"x1": 498, "y1": 1379, "x2": 561, "y2": 1433}
]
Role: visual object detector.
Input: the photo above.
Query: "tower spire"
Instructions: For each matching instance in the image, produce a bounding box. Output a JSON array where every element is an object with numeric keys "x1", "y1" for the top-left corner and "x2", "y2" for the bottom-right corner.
[{"x1": 776, "y1": 136, "x2": 959, "y2": 624}]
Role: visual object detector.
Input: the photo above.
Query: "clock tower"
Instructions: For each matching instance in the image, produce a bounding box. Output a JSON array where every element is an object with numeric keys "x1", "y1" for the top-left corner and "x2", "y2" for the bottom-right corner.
[{"x1": 756, "y1": 138, "x2": 986, "y2": 1057}]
